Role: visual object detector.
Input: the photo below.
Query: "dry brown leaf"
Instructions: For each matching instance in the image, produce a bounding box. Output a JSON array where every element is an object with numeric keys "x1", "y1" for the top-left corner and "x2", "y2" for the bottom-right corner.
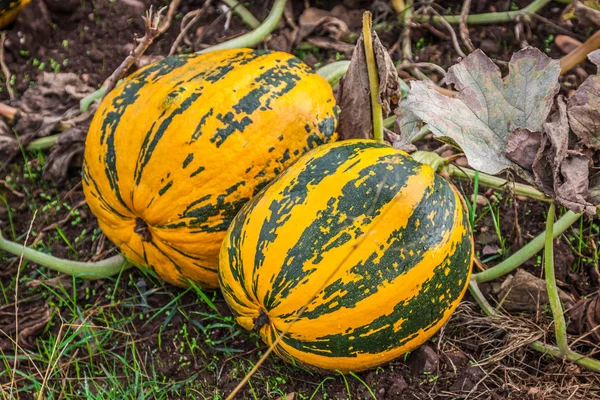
[
  {"x1": 337, "y1": 31, "x2": 402, "y2": 141},
  {"x1": 573, "y1": 0, "x2": 600, "y2": 27},
  {"x1": 505, "y1": 95, "x2": 598, "y2": 214},
  {"x1": 43, "y1": 125, "x2": 89, "y2": 183},
  {"x1": 568, "y1": 291, "x2": 600, "y2": 342},
  {"x1": 535, "y1": 97, "x2": 596, "y2": 214},
  {"x1": 276, "y1": 393, "x2": 296, "y2": 400},
  {"x1": 0, "y1": 303, "x2": 52, "y2": 351},
  {"x1": 494, "y1": 269, "x2": 574, "y2": 312},
  {"x1": 0, "y1": 72, "x2": 95, "y2": 164},
  {"x1": 306, "y1": 37, "x2": 354, "y2": 53},
  {"x1": 505, "y1": 128, "x2": 542, "y2": 170},
  {"x1": 568, "y1": 50, "x2": 600, "y2": 149}
]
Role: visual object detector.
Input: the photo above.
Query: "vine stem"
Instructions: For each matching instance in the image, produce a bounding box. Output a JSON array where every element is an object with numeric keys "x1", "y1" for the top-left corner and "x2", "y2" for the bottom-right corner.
[
  {"x1": 315, "y1": 60, "x2": 350, "y2": 87},
  {"x1": 362, "y1": 12, "x2": 384, "y2": 143},
  {"x1": 544, "y1": 203, "x2": 570, "y2": 356},
  {"x1": 0, "y1": 230, "x2": 128, "y2": 279},
  {"x1": 197, "y1": 0, "x2": 286, "y2": 54},
  {"x1": 411, "y1": 0, "x2": 551, "y2": 25},
  {"x1": 473, "y1": 210, "x2": 580, "y2": 283},
  {"x1": 446, "y1": 164, "x2": 550, "y2": 202}
]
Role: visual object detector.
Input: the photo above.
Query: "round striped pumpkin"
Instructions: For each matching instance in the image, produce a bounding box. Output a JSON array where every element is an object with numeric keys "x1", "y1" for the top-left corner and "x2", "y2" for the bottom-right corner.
[
  {"x1": 82, "y1": 49, "x2": 339, "y2": 288},
  {"x1": 219, "y1": 140, "x2": 474, "y2": 372},
  {"x1": 0, "y1": 0, "x2": 30, "y2": 28}
]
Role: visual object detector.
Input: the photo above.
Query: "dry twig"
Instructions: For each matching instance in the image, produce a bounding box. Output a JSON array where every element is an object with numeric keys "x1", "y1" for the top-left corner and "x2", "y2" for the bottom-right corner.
[
  {"x1": 0, "y1": 32, "x2": 14, "y2": 100},
  {"x1": 169, "y1": 1, "x2": 214, "y2": 56},
  {"x1": 101, "y1": 7, "x2": 164, "y2": 100},
  {"x1": 459, "y1": 0, "x2": 475, "y2": 53},
  {"x1": 158, "y1": 0, "x2": 181, "y2": 34},
  {"x1": 426, "y1": 6, "x2": 467, "y2": 59}
]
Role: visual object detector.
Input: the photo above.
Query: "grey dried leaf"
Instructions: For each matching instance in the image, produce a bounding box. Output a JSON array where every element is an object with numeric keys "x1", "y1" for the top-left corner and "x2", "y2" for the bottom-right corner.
[
  {"x1": 337, "y1": 32, "x2": 402, "y2": 141},
  {"x1": 15, "y1": 72, "x2": 94, "y2": 115},
  {"x1": 567, "y1": 50, "x2": 600, "y2": 149},
  {"x1": 306, "y1": 37, "x2": 354, "y2": 53},
  {"x1": 397, "y1": 47, "x2": 561, "y2": 175},
  {"x1": 590, "y1": 49, "x2": 600, "y2": 67},
  {"x1": 573, "y1": 0, "x2": 600, "y2": 27}
]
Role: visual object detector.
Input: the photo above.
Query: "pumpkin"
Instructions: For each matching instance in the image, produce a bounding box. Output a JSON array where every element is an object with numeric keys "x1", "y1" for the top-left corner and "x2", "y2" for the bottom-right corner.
[
  {"x1": 218, "y1": 140, "x2": 474, "y2": 372},
  {"x1": 0, "y1": 0, "x2": 30, "y2": 28},
  {"x1": 82, "y1": 49, "x2": 339, "y2": 288}
]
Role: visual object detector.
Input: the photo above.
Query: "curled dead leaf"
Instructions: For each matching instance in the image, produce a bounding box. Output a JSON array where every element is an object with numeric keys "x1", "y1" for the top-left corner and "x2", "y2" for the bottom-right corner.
[
  {"x1": 505, "y1": 128, "x2": 542, "y2": 170},
  {"x1": 0, "y1": 303, "x2": 52, "y2": 351},
  {"x1": 568, "y1": 291, "x2": 600, "y2": 342},
  {"x1": 297, "y1": 7, "x2": 348, "y2": 44},
  {"x1": 337, "y1": 31, "x2": 402, "y2": 141},
  {"x1": 43, "y1": 125, "x2": 89, "y2": 183},
  {"x1": 573, "y1": 0, "x2": 600, "y2": 27},
  {"x1": 567, "y1": 50, "x2": 600, "y2": 149}
]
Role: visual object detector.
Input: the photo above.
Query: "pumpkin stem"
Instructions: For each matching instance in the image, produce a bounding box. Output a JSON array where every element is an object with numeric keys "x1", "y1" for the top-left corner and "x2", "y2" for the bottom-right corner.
[
  {"x1": 362, "y1": 11, "x2": 384, "y2": 143},
  {"x1": 253, "y1": 309, "x2": 270, "y2": 330},
  {"x1": 134, "y1": 218, "x2": 152, "y2": 242}
]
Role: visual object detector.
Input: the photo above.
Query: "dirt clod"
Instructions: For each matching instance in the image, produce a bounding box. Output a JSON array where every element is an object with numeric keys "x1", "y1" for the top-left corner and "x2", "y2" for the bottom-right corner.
[{"x1": 408, "y1": 344, "x2": 439, "y2": 375}]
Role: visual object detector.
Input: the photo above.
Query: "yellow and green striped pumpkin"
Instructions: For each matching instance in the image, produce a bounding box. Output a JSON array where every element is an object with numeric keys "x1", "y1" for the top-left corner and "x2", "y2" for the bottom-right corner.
[
  {"x1": 219, "y1": 140, "x2": 474, "y2": 372},
  {"x1": 82, "y1": 49, "x2": 339, "y2": 288},
  {"x1": 0, "y1": 0, "x2": 30, "y2": 28}
]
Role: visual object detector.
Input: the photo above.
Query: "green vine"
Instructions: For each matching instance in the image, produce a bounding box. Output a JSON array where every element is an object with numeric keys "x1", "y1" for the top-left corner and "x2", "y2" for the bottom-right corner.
[
  {"x1": 473, "y1": 210, "x2": 581, "y2": 283},
  {"x1": 197, "y1": 0, "x2": 286, "y2": 54},
  {"x1": 410, "y1": 0, "x2": 551, "y2": 25},
  {"x1": 0, "y1": 230, "x2": 128, "y2": 279},
  {"x1": 221, "y1": 0, "x2": 261, "y2": 29},
  {"x1": 544, "y1": 203, "x2": 570, "y2": 356}
]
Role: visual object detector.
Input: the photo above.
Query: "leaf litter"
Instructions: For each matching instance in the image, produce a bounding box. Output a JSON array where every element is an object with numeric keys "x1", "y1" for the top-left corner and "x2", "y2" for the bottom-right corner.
[
  {"x1": 397, "y1": 47, "x2": 600, "y2": 215},
  {"x1": 0, "y1": 72, "x2": 95, "y2": 181}
]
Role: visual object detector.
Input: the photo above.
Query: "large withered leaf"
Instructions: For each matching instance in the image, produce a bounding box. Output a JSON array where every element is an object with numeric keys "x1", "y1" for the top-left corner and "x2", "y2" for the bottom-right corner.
[
  {"x1": 337, "y1": 31, "x2": 402, "y2": 141},
  {"x1": 567, "y1": 50, "x2": 600, "y2": 149},
  {"x1": 397, "y1": 47, "x2": 561, "y2": 175}
]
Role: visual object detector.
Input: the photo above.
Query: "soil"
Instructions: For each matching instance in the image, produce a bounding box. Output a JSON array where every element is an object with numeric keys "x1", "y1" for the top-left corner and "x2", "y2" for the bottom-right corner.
[{"x1": 1, "y1": 0, "x2": 600, "y2": 399}]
